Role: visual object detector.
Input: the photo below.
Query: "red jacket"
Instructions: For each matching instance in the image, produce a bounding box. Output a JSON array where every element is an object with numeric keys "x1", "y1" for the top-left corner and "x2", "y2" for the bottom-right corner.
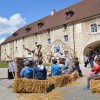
[{"x1": 92, "y1": 65, "x2": 100, "y2": 74}]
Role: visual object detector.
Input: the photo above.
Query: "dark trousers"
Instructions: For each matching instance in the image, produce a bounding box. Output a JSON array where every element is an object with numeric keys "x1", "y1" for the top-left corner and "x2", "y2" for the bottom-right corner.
[{"x1": 84, "y1": 62, "x2": 88, "y2": 67}]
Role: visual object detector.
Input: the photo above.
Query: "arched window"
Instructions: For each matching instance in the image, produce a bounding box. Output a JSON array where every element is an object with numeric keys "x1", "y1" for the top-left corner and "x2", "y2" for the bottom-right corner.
[{"x1": 90, "y1": 23, "x2": 97, "y2": 32}]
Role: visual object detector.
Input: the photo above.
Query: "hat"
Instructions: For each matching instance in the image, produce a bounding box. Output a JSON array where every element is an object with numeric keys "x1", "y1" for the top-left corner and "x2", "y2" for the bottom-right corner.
[
  {"x1": 52, "y1": 59, "x2": 57, "y2": 63},
  {"x1": 23, "y1": 61, "x2": 29, "y2": 66}
]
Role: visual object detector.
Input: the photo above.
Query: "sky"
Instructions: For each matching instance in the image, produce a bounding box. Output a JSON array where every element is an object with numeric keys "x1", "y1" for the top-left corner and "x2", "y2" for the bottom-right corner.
[{"x1": 0, "y1": 0, "x2": 80, "y2": 44}]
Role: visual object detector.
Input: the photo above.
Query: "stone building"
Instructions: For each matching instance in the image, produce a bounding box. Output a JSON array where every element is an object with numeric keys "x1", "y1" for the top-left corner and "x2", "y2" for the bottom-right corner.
[{"x1": 0, "y1": 0, "x2": 100, "y2": 62}]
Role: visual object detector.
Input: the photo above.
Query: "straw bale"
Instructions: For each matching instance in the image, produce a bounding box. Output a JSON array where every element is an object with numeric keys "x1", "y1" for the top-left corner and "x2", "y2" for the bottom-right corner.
[
  {"x1": 90, "y1": 79, "x2": 100, "y2": 93},
  {"x1": 19, "y1": 91, "x2": 62, "y2": 100},
  {"x1": 70, "y1": 71, "x2": 78, "y2": 81},
  {"x1": 12, "y1": 78, "x2": 53, "y2": 93},
  {"x1": 12, "y1": 71, "x2": 77, "y2": 93},
  {"x1": 48, "y1": 74, "x2": 71, "y2": 87}
]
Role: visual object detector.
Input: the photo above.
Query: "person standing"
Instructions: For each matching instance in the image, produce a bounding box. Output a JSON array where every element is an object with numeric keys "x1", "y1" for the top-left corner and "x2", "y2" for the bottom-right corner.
[
  {"x1": 73, "y1": 57, "x2": 83, "y2": 77},
  {"x1": 8, "y1": 60, "x2": 15, "y2": 79},
  {"x1": 84, "y1": 54, "x2": 89, "y2": 68},
  {"x1": 24, "y1": 44, "x2": 42, "y2": 60},
  {"x1": 88, "y1": 46, "x2": 97, "y2": 68}
]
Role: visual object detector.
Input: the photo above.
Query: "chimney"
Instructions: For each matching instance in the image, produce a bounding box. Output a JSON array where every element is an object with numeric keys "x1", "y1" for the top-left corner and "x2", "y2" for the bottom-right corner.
[{"x1": 51, "y1": 9, "x2": 56, "y2": 16}]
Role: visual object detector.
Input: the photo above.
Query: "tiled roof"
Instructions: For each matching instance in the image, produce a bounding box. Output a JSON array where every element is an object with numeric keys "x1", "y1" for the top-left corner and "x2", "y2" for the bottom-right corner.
[{"x1": 2, "y1": 0, "x2": 100, "y2": 44}]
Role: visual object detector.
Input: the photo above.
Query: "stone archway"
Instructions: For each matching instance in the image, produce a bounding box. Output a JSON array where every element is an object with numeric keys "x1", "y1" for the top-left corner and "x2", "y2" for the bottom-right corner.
[{"x1": 83, "y1": 40, "x2": 100, "y2": 55}]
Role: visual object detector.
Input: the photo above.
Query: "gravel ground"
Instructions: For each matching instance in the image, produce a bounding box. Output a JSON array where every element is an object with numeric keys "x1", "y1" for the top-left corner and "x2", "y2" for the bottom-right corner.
[{"x1": 0, "y1": 65, "x2": 100, "y2": 100}]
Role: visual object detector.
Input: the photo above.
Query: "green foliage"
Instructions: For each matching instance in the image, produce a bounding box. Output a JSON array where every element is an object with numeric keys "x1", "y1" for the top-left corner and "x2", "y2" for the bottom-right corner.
[
  {"x1": 43, "y1": 63, "x2": 52, "y2": 66},
  {"x1": 0, "y1": 62, "x2": 8, "y2": 68}
]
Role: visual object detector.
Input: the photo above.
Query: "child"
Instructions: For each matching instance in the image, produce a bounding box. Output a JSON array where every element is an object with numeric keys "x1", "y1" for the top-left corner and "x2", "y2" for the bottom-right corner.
[
  {"x1": 84, "y1": 54, "x2": 89, "y2": 68},
  {"x1": 73, "y1": 57, "x2": 83, "y2": 77},
  {"x1": 20, "y1": 60, "x2": 33, "y2": 79},
  {"x1": 89, "y1": 56, "x2": 100, "y2": 76},
  {"x1": 51, "y1": 59, "x2": 61, "y2": 76},
  {"x1": 83, "y1": 56, "x2": 100, "y2": 90},
  {"x1": 33, "y1": 59, "x2": 47, "y2": 80}
]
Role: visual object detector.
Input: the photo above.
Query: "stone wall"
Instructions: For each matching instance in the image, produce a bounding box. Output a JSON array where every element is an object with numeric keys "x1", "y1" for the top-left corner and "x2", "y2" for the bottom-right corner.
[{"x1": 1, "y1": 16, "x2": 100, "y2": 63}]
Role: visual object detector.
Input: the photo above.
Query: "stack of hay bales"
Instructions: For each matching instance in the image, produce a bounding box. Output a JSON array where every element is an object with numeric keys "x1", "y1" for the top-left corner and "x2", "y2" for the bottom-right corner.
[
  {"x1": 12, "y1": 71, "x2": 77, "y2": 93},
  {"x1": 90, "y1": 79, "x2": 100, "y2": 93}
]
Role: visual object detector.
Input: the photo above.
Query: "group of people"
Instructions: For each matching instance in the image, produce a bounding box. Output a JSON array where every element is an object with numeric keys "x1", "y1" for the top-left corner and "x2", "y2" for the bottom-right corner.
[
  {"x1": 20, "y1": 56, "x2": 83, "y2": 80},
  {"x1": 8, "y1": 43, "x2": 100, "y2": 91},
  {"x1": 83, "y1": 46, "x2": 100, "y2": 90}
]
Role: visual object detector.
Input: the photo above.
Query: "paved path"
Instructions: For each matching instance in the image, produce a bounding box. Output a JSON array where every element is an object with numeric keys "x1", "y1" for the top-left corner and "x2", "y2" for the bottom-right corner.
[{"x1": 0, "y1": 65, "x2": 100, "y2": 100}]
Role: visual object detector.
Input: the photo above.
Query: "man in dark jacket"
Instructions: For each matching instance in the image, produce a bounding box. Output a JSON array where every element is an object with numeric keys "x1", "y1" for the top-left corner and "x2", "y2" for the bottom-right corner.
[
  {"x1": 33, "y1": 59, "x2": 47, "y2": 80},
  {"x1": 88, "y1": 46, "x2": 97, "y2": 68}
]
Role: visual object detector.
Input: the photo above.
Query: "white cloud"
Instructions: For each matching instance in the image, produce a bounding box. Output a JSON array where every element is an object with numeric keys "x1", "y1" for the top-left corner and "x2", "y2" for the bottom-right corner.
[
  {"x1": 0, "y1": 38, "x2": 5, "y2": 44},
  {"x1": 0, "y1": 13, "x2": 26, "y2": 35}
]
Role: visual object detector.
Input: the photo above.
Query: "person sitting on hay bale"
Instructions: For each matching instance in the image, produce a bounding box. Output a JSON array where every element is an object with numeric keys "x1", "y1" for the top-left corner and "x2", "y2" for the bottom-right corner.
[
  {"x1": 89, "y1": 56, "x2": 100, "y2": 77},
  {"x1": 50, "y1": 59, "x2": 61, "y2": 76},
  {"x1": 58, "y1": 58, "x2": 66, "y2": 74},
  {"x1": 33, "y1": 59, "x2": 47, "y2": 80},
  {"x1": 64, "y1": 56, "x2": 73, "y2": 74},
  {"x1": 20, "y1": 61, "x2": 33, "y2": 79},
  {"x1": 83, "y1": 56, "x2": 100, "y2": 90}
]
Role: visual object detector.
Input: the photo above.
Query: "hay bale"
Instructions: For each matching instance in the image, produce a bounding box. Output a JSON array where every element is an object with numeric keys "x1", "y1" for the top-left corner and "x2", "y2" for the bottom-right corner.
[
  {"x1": 19, "y1": 91, "x2": 62, "y2": 100},
  {"x1": 12, "y1": 71, "x2": 77, "y2": 93},
  {"x1": 70, "y1": 71, "x2": 78, "y2": 81},
  {"x1": 90, "y1": 79, "x2": 100, "y2": 93},
  {"x1": 48, "y1": 74, "x2": 71, "y2": 87},
  {"x1": 12, "y1": 78, "x2": 53, "y2": 93}
]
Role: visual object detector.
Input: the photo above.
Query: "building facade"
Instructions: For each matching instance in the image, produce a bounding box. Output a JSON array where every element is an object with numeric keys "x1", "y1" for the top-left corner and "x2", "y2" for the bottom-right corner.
[{"x1": 1, "y1": 0, "x2": 100, "y2": 62}]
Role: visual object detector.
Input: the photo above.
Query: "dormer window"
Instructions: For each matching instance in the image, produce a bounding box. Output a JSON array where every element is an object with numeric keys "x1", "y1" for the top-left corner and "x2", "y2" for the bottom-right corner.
[
  {"x1": 65, "y1": 8, "x2": 74, "y2": 19},
  {"x1": 13, "y1": 32, "x2": 18, "y2": 36},
  {"x1": 38, "y1": 21, "x2": 44, "y2": 29},
  {"x1": 25, "y1": 26, "x2": 31, "y2": 32}
]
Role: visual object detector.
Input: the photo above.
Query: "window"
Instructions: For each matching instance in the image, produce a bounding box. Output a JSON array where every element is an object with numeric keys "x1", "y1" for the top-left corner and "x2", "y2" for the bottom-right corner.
[
  {"x1": 63, "y1": 24, "x2": 67, "y2": 30},
  {"x1": 35, "y1": 42, "x2": 38, "y2": 47},
  {"x1": 47, "y1": 38, "x2": 51, "y2": 44},
  {"x1": 90, "y1": 23, "x2": 97, "y2": 32},
  {"x1": 47, "y1": 29, "x2": 50, "y2": 37},
  {"x1": 65, "y1": 8, "x2": 74, "y2": 19},
  {"x1": 64, "y1": 35, "x2": 68, "y2": 42}
]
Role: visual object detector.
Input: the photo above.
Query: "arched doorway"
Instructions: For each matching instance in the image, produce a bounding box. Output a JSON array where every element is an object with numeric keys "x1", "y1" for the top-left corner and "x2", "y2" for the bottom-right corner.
[{"x1": 83, "y1": 40, "x2": 100, "y2": 55}]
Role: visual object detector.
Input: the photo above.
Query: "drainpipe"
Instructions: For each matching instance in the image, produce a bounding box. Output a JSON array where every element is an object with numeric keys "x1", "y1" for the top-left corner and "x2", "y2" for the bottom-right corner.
[
  {"x1": 13, "y1": 41, "x2": 14, "y2": 60},
  {"x1": 72, "y1": 23, "x2": 76, "y2": 56}
]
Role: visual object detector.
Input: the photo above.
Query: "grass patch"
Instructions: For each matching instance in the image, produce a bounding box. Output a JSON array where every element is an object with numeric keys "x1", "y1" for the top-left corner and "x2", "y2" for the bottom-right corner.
[
  {"x1": 43, "y1": 63, "x2": 52, "y2": 66},
  {"x1": 0, "y1": 62, "x2": 8, "y2": 68}
]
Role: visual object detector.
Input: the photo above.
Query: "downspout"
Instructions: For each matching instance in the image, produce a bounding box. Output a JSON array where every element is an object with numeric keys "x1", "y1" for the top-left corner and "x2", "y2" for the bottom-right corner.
[
  {"x1": 72, "y1": 23, "x2": 76, "y2": 56},
  {"x1": 13, "y1": 41, "x2": 14, "y2": 60}
]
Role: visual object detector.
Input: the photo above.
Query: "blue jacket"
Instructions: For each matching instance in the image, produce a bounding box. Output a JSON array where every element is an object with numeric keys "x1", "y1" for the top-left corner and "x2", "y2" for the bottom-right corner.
[
  {"x1": 33, "y1": 65, "x2": 47, "y2": 80},
  {"x1": 20, "y1": 66, "x2": 33, "y2": 79},
  {"x1": 51, "y1": 64, "x2": 60, "y2": 76}
]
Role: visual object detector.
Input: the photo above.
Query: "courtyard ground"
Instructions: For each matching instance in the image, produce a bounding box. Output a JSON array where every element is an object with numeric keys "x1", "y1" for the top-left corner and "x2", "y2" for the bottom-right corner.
[{"x1": 0, "y1": 64, "x2": 100, "y2": 100}]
